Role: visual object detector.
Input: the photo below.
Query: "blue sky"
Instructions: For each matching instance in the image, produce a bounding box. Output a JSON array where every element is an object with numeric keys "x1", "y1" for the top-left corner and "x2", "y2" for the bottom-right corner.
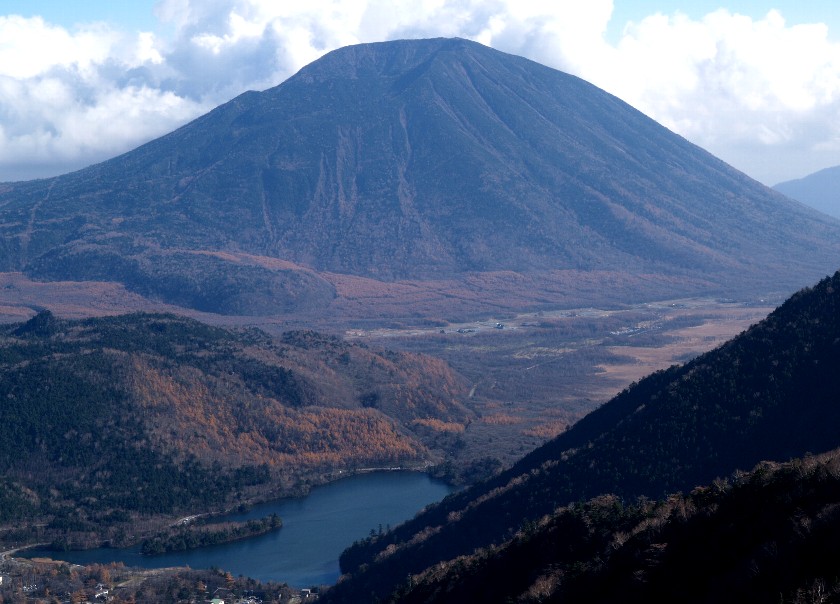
[
  {"x1": 608, "y1": 1, "x2": 840, "y2": 42},
  {"x1": 5, "y1": 1, "x2": 837, "y2": 42},
  {"x1": 1, "y1": 1, "x2": 840, "y2": 185},
  {"x1": 1, "y1": 0, "x2": 158, "y2": 31}
]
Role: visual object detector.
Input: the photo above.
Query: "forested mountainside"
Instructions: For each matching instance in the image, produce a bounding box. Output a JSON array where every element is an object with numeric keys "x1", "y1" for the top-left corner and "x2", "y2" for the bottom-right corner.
[
  {"x1": 324, "y1": 269, "x2": 840, "y2": 603},
  {"x1": 0, "y1": 39, "x2": 838, "y2": 317},
  {"x1": 379, "y1": 449, "x2": 840, "y2": 604},
  {"x1": 0, "y1": 312, "x2": 469, "y2": 543}
]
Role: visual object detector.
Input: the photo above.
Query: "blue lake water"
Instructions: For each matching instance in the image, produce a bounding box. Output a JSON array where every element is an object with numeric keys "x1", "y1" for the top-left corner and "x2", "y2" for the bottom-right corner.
[{"x1": 25, "y1": 471, "x2": 453, "y2": 588}]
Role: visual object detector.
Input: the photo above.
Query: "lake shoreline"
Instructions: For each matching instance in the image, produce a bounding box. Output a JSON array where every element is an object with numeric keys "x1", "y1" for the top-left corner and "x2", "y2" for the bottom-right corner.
[
  {"x1": 8, "y1": 463, "x2": 444, "y2": 558},
  {"x1": 18, "y1": 471, "x2": 455, "y2": 587}
]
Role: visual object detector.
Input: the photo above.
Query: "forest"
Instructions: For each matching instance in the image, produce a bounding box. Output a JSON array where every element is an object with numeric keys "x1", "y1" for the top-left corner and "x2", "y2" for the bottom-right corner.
[
  {"x1": 141, "y1": 513, "x2": 282, "y2": 555},
  {"x1": 376, "y1": 448, "x2": 840, "y2": 603},
  {"x1": 0, "y1": 311, "x2": 470, "y2": 549}
]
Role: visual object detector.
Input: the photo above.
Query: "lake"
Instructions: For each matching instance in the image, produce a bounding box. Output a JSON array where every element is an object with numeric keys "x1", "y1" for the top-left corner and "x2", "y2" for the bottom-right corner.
[{"x1": 24, "y1": 471, "x2": 453, "y2": 588}]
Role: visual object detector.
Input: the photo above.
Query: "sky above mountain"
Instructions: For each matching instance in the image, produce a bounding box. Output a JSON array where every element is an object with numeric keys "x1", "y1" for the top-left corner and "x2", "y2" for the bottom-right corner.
[{"x1": 1, "y1": 1, "x2": 838, "y2": 186}]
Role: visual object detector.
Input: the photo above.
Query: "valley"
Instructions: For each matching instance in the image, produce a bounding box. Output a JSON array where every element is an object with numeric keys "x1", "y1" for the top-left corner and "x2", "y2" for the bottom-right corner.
[
  {"x1": 0, "y1": 273, "x2": 775, "y2": 475},
  {"x1": 324, "y1": 270, "x2": 840, "y2": 603},
  {"x1": 352, "y1": 296, "x2": 775, "y2": 470}
]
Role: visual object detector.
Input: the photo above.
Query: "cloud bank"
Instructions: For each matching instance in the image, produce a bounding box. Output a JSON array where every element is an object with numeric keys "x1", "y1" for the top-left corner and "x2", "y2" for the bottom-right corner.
[{"x1": 1, "y1": 0, "x2": 840, "y2": 184}]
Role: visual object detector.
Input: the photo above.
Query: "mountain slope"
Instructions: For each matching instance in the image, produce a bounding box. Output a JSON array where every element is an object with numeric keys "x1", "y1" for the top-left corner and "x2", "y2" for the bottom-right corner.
[
  {"x1": 1, "y1": 38, "x2": 838, "y2": 315},
  {"x1": 324, "y1": 269, "x2": 840, "y2": 603},
  {"x1": 0, "y1": 312, "x2": 470, "y2": 533},
  {"x1": 381, "y1": 450, "x2": 840, "y2": 604},
  {"x1": 775, "y1": 165, "x2": 840, "y2": 219}
]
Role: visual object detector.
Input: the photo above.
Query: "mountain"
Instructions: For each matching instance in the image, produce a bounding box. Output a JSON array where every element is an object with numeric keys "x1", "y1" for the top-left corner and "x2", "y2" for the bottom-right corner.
[
  {"x1": 0, "y1": 312, "x2": 470, "y2": 545},
  {"x1": 1, "y1": 38, "x2": 839, "y2": 317},
  {"x1": 775, "y1": 165, "x2": 840, "y2": 219},
  {"x1": 376, "y1": 449, "x2": 840, "y2": 604},
  {"x1": 323, "y1": 269, "x2": 840, "y2": 603}
]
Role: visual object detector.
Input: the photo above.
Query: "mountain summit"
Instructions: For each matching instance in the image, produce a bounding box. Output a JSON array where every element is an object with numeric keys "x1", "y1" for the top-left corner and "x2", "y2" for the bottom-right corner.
[{"x1": 1, "y1": 38, "x2": 838, "y2": 315}]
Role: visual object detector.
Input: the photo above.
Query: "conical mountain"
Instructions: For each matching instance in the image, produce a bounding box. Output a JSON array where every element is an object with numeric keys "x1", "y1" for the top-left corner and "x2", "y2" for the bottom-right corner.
[{"x1": 1, "y1": 38, "x2": 838, "y2": 315}]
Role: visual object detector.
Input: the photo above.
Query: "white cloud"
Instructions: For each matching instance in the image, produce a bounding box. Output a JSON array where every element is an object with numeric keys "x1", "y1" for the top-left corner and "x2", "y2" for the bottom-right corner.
[
  {"x1": 594, "y1": 9, "x2": 840, "y2": 183},
  {"x1": 0, "y1": 15, "x2": 117, "y2": 79},
  {"x1": 1, "y1": 1, "x2": 840, "y2": 184}
]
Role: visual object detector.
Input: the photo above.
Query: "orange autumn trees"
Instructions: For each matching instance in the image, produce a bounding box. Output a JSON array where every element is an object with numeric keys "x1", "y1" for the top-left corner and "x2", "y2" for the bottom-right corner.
[{"x1": 0, "y1": 312, "x2": 472, "y2": 529}]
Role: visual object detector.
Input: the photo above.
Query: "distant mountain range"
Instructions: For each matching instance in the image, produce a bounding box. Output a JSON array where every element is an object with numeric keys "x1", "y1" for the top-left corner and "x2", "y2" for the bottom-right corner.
[
  {"x1": 775, "y1": 165, "x2": 840, "y2": 220},
  {"x1": 1, "y1": 38, "x2": 838, "y2": 318},
  {"x1": 323, "y1": 269, "x2": 840, "y2": 603}
]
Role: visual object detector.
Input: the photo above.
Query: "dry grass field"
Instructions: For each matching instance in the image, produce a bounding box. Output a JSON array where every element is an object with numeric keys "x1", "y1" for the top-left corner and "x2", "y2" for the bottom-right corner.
[{"x1": 353, "y1": 298, "x2": 775, "y2": 467}]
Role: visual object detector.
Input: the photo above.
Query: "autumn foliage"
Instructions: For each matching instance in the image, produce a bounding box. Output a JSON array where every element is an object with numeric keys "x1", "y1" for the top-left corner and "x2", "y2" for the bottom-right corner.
[{"x1": 0, "y1": 312, "x2": 471, "y2": 532}]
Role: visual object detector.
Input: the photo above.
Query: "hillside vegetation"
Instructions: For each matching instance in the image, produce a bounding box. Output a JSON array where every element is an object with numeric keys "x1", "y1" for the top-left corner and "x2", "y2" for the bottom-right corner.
[
  {"x1": 382, "y1": 449, "x2": 840, "y2": 604},
  {"x1": 324, "y1": 269, "x2": 840, "y2": 603},
  {"x1": 0, "y1": 312, "x2": 470, "y2": 546}
]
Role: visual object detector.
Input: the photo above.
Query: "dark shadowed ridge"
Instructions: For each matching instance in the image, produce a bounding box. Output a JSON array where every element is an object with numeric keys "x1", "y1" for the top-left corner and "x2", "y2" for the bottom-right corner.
[
  {"x1": 323, "y1": 269, "x2": 840, "y2": 603},
  {"x1": 371, "y1": 449, "x2": 840, "y2": 603},
  {"x1": 1, "y1": 38, "x2": 839, "y2": 315}
]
